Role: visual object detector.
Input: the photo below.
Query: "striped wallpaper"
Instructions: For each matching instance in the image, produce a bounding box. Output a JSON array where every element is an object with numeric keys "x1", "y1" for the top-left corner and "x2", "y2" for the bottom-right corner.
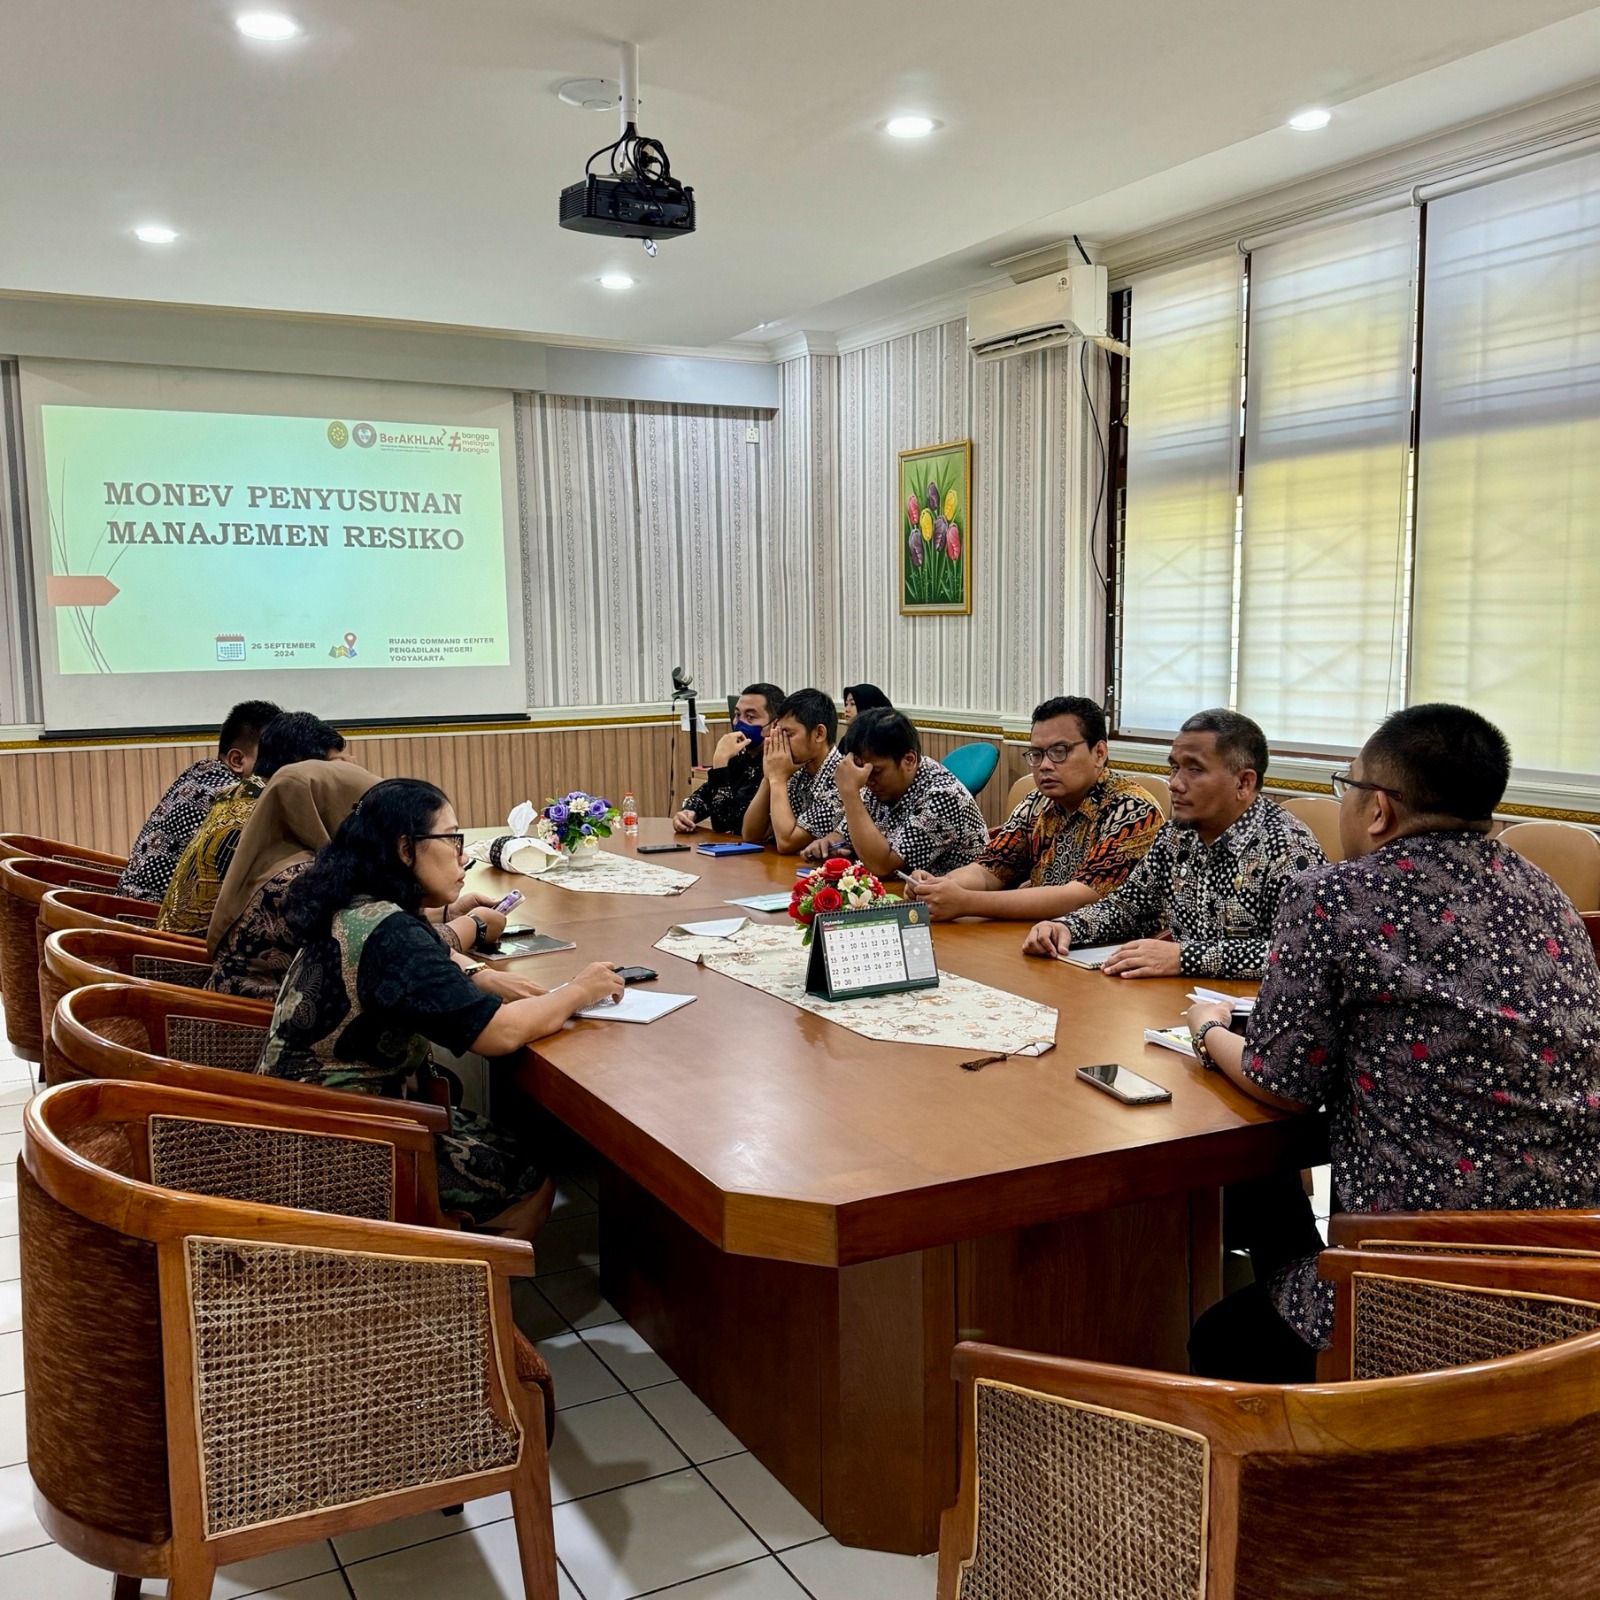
[{"x1": 518, "y1": 322, "x2": 1107, "y2": 721}]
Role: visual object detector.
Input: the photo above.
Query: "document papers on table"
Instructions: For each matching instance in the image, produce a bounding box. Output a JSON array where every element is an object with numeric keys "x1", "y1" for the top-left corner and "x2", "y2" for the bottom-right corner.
[
  {"x1": 666, "y1": 917, "x2": 748, "y2": 938},
  {"x1": 577, "y1": 989, "x2": 698, "y2": 1024},
  {"x1": 725, "y1": 892, "x2": 794, "y2": 913},
  {"x1": 1188, "y1": 985, "x2": 1255, "y2": 1015}
]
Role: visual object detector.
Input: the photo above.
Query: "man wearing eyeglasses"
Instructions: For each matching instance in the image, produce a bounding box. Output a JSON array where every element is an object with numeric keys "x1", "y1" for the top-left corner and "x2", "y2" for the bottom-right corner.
[
  {"x1": 1022, "y1": 708, "x2": 1323, "y2": 978},
  {"x1": 1180, "y1": 703, "x2": 1600, "y2": 1381},
  {"x1": 906, "y1": 696, "x2": 1161, "y2": 921}
]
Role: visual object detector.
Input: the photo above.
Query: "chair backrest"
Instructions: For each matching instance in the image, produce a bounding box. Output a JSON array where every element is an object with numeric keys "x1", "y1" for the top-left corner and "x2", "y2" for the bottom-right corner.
[
  {"x1": 50, "y1": 981, "x2": 449, "y2": 1137},
  {"x1": 1277, "y1": 794, "x2": 1343, "y2": 862},
  {"x1": 38, "y1": 887, "x2": 165, "y2": 937},
  {"x1": 941, "y1": 743, "x2": 1000, "y2": 799},
  {"x1": 0, "y1": 834, "x2": 127, "y2": 872},
  {"x1": 1003, "y1": 773, "x2": 1035, "y2": 817},
  {"x1": 1499, "y1": 822, "x2": 1600, "y2": 912},
  {"x1": 0, "y1": 859, "x2": 128, "y2": 1060},
  {"x1": 1328, "y1": 1207, "x2": 1600, "y2": 1254},
  {"x1": 1319, "y1": 1247, "x2": 1600, "y2": 1381},
  {"x1": 943, "y1": 1251, "x2": 1600, "y2": 1599},
  {"x1": 1125, "y1": 772, "x2": 1172, "y2": 819},
  {"x1": 40, "y1": 928, "x2": 217, "y2": 1085},
  {"x1": 19, "y1": 1078, "x2": 516, "y2": 1572}
]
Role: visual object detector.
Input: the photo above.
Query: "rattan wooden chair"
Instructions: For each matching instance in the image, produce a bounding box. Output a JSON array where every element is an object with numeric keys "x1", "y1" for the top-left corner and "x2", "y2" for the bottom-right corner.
[
  {"x1": 0, "y1": 858, "x2": 125, "y2": 1059},
  {"x1": 938, "y1": 1249, "x2": 1600, "y2": 1599},
  {"x1": 1277, "y1": 795, "x2": 1342, "y2": 862},
  {"x1": 1499, "y1": 821, "x2": 1600, "y2": 912},
  {"x1": 38, "y1": 887, "x2": 168, "y2": 937},
  {"x1": 20, "y1": 1077, "x2": 558, "y2": 1600},
  {"x1": 0, "y1": 833, "x2": 126, "y2": 871},
  {"x1": 41, "y1": 934, "x2": 231, "y2": 1082},
  {"x1": 1002, "y1": 774, "x2": 1034, "y2": 816},
  {"x1": 1327, "y1": 1206, "x2": 1600, "y2": 1256},
  {"x1": 1128, "y1": 772, "x2": 1173, "y2": 819}
]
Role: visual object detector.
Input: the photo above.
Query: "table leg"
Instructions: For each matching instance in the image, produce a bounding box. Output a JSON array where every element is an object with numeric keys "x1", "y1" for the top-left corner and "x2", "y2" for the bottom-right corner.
[{"x1": 598, "y1": 1171, "x2": 1213, "y2": 1555}]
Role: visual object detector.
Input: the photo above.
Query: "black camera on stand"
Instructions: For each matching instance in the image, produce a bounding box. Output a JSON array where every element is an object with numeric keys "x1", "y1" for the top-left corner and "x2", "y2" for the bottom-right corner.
[{"x1": 671, "y1": 666, "x2": 700, "y2": 770}]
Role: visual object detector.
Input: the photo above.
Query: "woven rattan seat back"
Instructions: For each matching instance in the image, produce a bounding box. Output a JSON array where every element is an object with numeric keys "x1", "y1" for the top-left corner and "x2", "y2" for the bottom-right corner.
[
  {"x1": 18, "y1": 1162, "x2": 172, "y2": 1549},
  {"x1": 165, "y1": 1014, "x2": 268, "y2": 1073},
  {"x1": 1350, "y1": 1272, "x2": 1600, "y2": 1380},
  {"x1": 952, "y1": 1379, "x2": 1207, "y2": 1600},
  {"x1": 149, "y1": 1115, "x2": 395, "y2": 1220},
  {"x1": 131, "y1": 953, "x2": 212, "y2": 988},
  {"x1": 184, "y1": 1238, "x2": 522, "y2": 1536}
]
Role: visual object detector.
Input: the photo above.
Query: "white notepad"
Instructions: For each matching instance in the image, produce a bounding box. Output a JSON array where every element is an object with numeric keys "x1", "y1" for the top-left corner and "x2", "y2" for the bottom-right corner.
[
  {"x1": 1056, "y1": 943, "x2": 1124, "y2": 970},
  {"x1": 1145, "y1": 1026, "x2": 1197, "y2": 1059},
  {"x1": 577, "y1": 989, "x2": 698, "y2": 1024},
  {"x1": 726, "y1": 892, "x2": 794, "y2": 913},
  {"x1": 1188, "y1": 985, "x2": 1255, "y2": 1014},
  {"x1": 668, "y1": 917, "x2": 748, "y2": 938}
]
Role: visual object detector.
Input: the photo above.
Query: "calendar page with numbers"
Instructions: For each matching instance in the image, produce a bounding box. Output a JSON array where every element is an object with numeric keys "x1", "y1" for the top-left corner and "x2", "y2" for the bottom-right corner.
[{"x1": 804, "y1": 902, "x2": 941, "y2": 1001}]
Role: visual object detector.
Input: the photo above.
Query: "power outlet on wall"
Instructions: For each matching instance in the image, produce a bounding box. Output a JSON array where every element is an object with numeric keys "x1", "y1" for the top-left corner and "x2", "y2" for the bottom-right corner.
[{"x1": 745, "y1": 424, "x2": 760, "y2": 444}]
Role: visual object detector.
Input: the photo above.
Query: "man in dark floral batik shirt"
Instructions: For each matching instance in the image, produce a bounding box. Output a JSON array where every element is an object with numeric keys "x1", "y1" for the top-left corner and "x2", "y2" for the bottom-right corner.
[{"x1": 1185, "y1": 703, "x2": 1600, "y2": 1382}]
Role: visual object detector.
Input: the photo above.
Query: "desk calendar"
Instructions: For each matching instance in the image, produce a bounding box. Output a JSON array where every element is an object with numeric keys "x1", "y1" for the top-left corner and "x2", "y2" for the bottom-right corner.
[{"x1": 804, "y1": 902, "x2": 940, "y2": 1002}]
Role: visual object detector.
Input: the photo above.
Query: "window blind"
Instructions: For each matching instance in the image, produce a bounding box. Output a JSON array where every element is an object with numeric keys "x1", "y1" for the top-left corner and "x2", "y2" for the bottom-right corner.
[
  {"x1": 1119, "y1": 254, "x2": 1242, "y2": 735},
  {"x1": 1413, "y1": 150, "x2": 1600, "y2": 775},
  {"x1": 1237, "y1": 209, "x2": 1418, "y2": 749}
]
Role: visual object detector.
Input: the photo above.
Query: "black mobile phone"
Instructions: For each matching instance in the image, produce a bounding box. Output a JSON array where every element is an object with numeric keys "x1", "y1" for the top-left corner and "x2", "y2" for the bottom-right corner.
[
  {"x1": 501, "y1": 925, "x2": 537, "y2": 937},
  {"x1": 638, "y1": 843, "x2": 692, "y2": 854},
  {"x1": 1075, "y1": 1062, "x2": 1172, "y2": 1105},
  {"x1": 614, "y1": 966, "x2": 658, "y2": 984}
]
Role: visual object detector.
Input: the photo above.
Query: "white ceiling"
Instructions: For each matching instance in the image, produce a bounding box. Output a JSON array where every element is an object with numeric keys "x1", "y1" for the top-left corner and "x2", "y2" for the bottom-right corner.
[{"x1": 4, "y1": 0, "x2": 1600, "y2": 352}]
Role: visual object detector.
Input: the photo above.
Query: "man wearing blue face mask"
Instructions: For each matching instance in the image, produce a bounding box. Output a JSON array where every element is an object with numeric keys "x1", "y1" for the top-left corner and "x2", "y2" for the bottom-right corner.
[{"x1": 672, "y1": 683, "x2": 785, "y2": 835}]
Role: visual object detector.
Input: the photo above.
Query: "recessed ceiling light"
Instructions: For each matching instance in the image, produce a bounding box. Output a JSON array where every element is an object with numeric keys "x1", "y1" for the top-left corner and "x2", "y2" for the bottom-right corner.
[
  {"x1": 134, "y1": 223, "x2": 178, "y2": 244},
  {"x1": 599, "y1": 273, "x2": 635, "y2": 290},
  {"x1": 885, "y1": 114, "x2": 937, "y2": 140},
  {"x1": 236, "y1": 12, "x2": 301, "y2": 40},
  {"x1": 1288, "y1": 107, "x2": 1332, "y2": 131}
]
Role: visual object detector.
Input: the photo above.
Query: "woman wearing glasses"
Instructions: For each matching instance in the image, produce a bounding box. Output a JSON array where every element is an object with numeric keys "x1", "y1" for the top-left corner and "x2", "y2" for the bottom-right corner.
[{"x1": 256, "y1": 777, "x2": 623, "y2": 1239}]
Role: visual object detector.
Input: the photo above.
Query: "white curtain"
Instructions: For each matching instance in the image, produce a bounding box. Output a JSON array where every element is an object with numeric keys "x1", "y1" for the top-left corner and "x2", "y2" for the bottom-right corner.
[
  {"x1": 1238, "y1": 209, "x2": 1418, "y2": 749},
  {"x1": 1119, "y1": 255, "x2": 1243, "y2": 734},
  {"x1": 1413, "y1": 150, "x2": 1600, "y2": 775}
]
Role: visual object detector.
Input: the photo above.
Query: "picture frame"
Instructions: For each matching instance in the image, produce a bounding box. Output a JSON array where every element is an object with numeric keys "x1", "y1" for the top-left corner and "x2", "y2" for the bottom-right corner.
[{"x1": 898, "y1": 438, "x2": 972, "y2": 616}]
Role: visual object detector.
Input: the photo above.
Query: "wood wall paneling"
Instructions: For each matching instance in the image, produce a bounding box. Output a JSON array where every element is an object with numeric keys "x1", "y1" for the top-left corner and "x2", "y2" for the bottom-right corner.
[{"x1": 0, "y1": 721, "x2": 1020, "y2": 854}]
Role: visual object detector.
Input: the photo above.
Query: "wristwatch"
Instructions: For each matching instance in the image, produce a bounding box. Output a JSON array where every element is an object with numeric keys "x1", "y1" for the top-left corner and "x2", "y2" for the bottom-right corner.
[
  {"x1": 1192, "y1": 1019, "x2": 1229, "y2": 1071},
  {"x1": 460, "y1": 959, "x2": 487, "y2": 977},
  {"x1": 468, "y1": 913, "x2": 490, "y2": 949}
]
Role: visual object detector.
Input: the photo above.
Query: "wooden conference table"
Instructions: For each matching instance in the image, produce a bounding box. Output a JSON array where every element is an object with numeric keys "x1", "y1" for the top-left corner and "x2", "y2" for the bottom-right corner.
[{"x1": 473, "y1": 822, "x2": 1325, "y2": 1554}]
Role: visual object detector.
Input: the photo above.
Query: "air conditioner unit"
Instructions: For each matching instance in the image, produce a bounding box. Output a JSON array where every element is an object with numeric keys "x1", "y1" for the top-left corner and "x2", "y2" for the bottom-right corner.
[{"x1": 967, "y1": 264, "x2": 1127, "y2": 361}]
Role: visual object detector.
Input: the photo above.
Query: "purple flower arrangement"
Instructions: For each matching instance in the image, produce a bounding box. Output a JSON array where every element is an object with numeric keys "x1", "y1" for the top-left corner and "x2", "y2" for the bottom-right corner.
[{"x1": 537, "y1": 791, "x2": 619, "y2": 851}]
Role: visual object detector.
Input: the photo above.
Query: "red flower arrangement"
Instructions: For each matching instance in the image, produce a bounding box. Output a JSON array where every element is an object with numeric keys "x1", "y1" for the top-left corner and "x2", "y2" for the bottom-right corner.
[{"x1": 790, "y1": 857, "x2": 888, "y2": 944}]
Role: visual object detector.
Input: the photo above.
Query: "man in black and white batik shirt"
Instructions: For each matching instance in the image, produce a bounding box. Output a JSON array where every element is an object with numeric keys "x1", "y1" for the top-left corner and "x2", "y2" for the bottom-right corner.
[
  {"x1": 819, "y1": 708, "x2": 988, "y2": 878},
  {"x1": 1024, "y1": 709, "x2": 1324, "y2": 981}
]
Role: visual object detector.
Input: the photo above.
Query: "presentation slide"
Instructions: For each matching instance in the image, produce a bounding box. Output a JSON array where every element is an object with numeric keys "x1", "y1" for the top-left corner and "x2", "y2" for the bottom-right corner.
[{"x1": 39, "y1": 403, "x2": 512, "y2": 678}]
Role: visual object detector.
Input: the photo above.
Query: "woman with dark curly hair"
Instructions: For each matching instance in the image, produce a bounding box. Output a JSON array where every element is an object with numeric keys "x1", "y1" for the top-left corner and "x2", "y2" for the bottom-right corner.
[{"x1": 257, "y1": 776, "x2": 623, "y2": 1238}]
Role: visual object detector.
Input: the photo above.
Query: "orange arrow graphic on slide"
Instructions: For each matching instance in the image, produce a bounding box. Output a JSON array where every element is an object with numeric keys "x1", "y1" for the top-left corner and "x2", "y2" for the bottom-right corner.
[{"x1": 47, "y1": 575, "x2": 119, "y2": 607}]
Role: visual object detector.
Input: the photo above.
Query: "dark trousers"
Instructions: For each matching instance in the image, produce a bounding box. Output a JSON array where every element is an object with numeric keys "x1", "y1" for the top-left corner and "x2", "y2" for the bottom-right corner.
[{"x1": 1189, "y1": 1169, "x2": 1324, "y2": 1383}]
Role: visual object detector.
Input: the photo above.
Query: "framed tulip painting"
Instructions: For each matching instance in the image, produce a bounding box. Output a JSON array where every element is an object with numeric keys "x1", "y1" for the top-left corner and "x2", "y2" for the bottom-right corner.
[{"x1": 899, "y1": 439, "x2": 972, "y2": 615}]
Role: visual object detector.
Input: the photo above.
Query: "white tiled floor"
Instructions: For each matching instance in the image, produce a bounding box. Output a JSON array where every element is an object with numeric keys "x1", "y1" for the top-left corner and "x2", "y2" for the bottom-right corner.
[{"x1": 0, "y1": 1027, "x2": 937, "y2": 1599}]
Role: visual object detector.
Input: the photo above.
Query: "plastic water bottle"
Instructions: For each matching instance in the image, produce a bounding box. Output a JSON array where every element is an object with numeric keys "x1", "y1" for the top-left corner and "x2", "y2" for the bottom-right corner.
[{"x1": 622, "y1": 791, "x2": 638, "y2": 837}]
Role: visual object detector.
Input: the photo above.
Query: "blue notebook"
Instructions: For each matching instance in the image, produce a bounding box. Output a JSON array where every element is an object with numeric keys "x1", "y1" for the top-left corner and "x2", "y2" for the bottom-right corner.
[{"x1": 696, "y1": 842, "x2": 765, "y2": 857}]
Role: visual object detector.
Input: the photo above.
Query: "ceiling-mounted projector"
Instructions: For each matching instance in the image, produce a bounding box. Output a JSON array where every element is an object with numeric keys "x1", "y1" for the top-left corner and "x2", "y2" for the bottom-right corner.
[
  {"x1": 559, "y1": 44, "x2": 695, "y2": 254},
  {"x1": 967, "y1": 264, "x2": 1129, "y2": 362}
]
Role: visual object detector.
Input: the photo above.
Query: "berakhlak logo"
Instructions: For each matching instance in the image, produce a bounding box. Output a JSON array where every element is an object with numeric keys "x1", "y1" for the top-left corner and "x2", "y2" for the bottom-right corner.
[
  {"x1": 353, "y1": 422, "x2": 376, "y2": 448},
  {"x1": 327, "y1": 421, "x2": 349, "y2": 448}
]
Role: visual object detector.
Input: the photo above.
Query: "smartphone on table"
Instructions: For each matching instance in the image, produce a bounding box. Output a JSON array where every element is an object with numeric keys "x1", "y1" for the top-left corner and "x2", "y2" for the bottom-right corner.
[
  {"x1": 613, "y1": 966, "x2": 658, "y2": 984},
  {"x1": 1075, "y1": 1062, "x2": 1172, "y2": 1105}
]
